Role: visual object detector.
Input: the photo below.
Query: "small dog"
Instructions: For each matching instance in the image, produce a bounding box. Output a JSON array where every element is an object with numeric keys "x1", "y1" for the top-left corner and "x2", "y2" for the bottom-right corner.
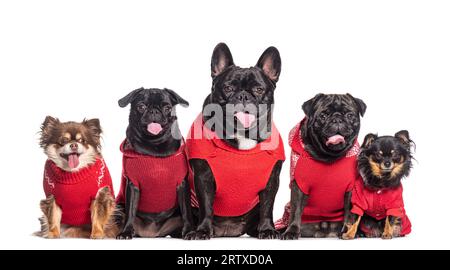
[
  {"x1": 186, "y1": 43, "x2": 285, "y2": 240},
  {"x1": 277, "y1": 93, "x2": 366, "y2": 239},
  {"x1": 341, "y1": 131, "x2": 413, "y2": 239},
  {"x1": 115, "y1": 88, "x2": 193, "y2": 239},
  {"x1": 36, "y1": 116, "x2": 116, "y2": 239}
]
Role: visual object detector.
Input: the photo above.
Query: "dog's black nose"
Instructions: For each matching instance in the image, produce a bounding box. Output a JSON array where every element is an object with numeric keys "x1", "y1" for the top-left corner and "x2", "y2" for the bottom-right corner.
[
  {"x1": 384, "y1": 161, "x2": 392, "y2": 168},
  {"x1": 235, "y1": 91, "x2": 251, "y2": 102},
  {"x1": 332, "y1": 118, "x2": 343, "y2": 124},
  {"x1": 70, "y1": 143, "x2": 78, "y2": 151},
  {"x1": 149, "y1": 108, "x2": 160, "y2": 115}
]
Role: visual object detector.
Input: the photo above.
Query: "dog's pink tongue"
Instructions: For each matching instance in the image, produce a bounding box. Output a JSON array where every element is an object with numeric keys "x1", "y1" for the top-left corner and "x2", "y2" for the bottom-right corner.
[
  {"x1": 326, "y1": 135, "x2": 345, "y2": 146},
  {"x1": 147, "y1": 122, "x2": 163, "y2": 135},
  {"x1": 68, "y1": 154, "x2": 79, "y2": 169},
  {"x1": 234, "y1": 112, "x2": 256, "y2": 128}
]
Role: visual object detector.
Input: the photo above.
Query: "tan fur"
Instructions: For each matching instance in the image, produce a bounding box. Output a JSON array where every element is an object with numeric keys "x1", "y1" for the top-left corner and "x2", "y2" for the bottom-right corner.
[
  {"x1": 39, "y1": 196, "x2": 62, "y2": 238},
  {"x1": 369, "y1": 157, "x2": 383, "y2": 178},
  {"x1": 90, "y1": 187, "x2": 116, "y2": 239},
  {"x1": 382, "y1": 216, "x2": 394, "y2": 239},
  {"x1": 390, "y1": 157, "x2": 405, "y2": 179},
  {"x1": 341, "y1": 216, "x2": 361, "y2": 240}
]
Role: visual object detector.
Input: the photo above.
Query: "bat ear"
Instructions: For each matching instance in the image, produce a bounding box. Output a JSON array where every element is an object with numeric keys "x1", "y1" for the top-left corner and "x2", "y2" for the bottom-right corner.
[
  {"x1": 302, "y1": 93, "x2": 325, "y2": 117},
  {"x1": 362, "y1": 133, "x2": 378, "y2": 148},
  {"x1": 164, "y1": 88, "x2": 189, "y2": 107},
  {"x1": 211, "y1": 43, "x2": 234, "y2": 78},
  {"x1": 346, "y1": 93, "x2": 367, "y2": 117},
  {"x1": 118, "y1": 87, "x2": 144, "y2": 108},
  {"x1": 256, "y1": 46, "x2": 281, "y2": 82}
]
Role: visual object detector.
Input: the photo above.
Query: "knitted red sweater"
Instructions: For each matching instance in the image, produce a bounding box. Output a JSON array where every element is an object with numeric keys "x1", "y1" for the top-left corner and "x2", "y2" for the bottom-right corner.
[
  {"x1": 275, "y1": 120, "x2": 360, "y2": 229},
  {"x1": 116, "y1": 140, "x2": 188, "y2": 213},
  {"x1": 186, "y1": 114, "x2": 285, "y2": 217},
  {"x1": 351, "y1": 177, "x2": 411, "y2": 236},
  {"x1": 43, "y1": 158, "x2": 114, "y2": 226}
]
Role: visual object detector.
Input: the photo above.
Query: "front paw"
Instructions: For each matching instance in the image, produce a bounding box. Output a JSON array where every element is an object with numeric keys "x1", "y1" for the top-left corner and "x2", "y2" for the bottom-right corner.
[
  {"x1": 381, "y1": 232, "x2": 393, "y2": 240},
  {"x1": 116, "y1": 229, "x2": 134, "y2": 240},
  {"x1": 281, "y1": 228, "x2": 300, "y2": 240},
  {"x1": 183, "y1": 231, "x2": 197, "y2": 240},
  {"x1": 193, "y1": 228, "x2": 213, "y2": 240},
  {"x1": 258, "y1": 229, "x2": 280, "y2": 240},
  {"x1": 341, "y1": 231, "x2": 356, "y2": 240}
]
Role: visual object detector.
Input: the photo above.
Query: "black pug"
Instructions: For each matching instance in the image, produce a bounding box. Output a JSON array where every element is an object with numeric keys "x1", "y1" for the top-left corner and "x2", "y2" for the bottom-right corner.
[
  {"x1": 185, "y1": 43, "x2": 285, "y2": 240},
  {"x1": 341, "y1": 131, "x2": 413, "y2": 239},
  {"x1": 277, "y1": 93, "x2": 366, "y2": 239},
  {"x1": 115, "y1": 88, "x2": 194, "y2": 239}
]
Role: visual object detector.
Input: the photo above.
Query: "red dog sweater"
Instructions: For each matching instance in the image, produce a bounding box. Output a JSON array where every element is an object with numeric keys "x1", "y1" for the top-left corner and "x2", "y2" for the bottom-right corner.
[
  {"x1": 275, "y1": 120, "x2": 360, "y2": 229},
  {"x1": 351, "y1": 177, "x2": 411, "y2": 236},
  {"x1": 116, "y1": 140, "x2": 188, "y2": 213},
  {"x1": 43, "y1": 158, "x2": 114, "y2": 226},
  {"x1": 186, "y1": 114, "x2": 285, "y2": 217}
]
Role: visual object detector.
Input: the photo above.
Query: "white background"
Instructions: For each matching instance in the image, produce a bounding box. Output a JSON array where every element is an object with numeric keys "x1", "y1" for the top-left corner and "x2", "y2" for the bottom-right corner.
[{"x1": 0, "y1": 0, "x2": 448, "y2": 250}]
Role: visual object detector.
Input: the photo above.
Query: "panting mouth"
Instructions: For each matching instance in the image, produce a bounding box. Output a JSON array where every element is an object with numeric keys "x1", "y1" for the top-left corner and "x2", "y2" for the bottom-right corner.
[
  {"x1": 325, "y1": 135, "x2": 346, "y2": 146},
  {"x1": 60, "y1": 153, "x2": 80, "y2": 169},
  {"x1": 146, "y1": 122, "x2": 163, "y2": 135},
  {"x1": 234, "y1": 112, "x2": 256, "y2": 129}
]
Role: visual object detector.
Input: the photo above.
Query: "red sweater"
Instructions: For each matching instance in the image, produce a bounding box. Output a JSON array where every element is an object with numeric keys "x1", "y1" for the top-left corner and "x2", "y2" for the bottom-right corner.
[
  {"x1": 186, "y1": 114, "x2": 285, "y2": 217},
  {"x1": 289, "y1": 120, "x2": 360, "y2": 223},
  {"x1": 43, "y1": 158, "x2": 114, "y2": 226},
  {"x1": 116, "y1": 140, "x2": 188, "y2": 213},
  {"x1": 351, "y1": 177, "x2": 411, "y2": 236}
]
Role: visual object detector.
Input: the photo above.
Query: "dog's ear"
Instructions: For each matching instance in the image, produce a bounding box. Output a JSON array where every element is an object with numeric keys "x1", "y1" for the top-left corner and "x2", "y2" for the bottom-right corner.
[
  {"x1": 346, "y1": 93, "x2": 367, "y2": 117},
  {"x1": 118, "y1": 87, "x2": 144, "y2": 108},
  {"x1": 302, "y1": 93, "x2": 325, "y2": 117},
  {"x1": 395, "y1": 130, "x2": 410, "y2": 145},
  {"x1": 82, "y1": 118, "x2": 102, "y2": 145},
  {"x1": 164, "y1": 88, "x2": 189, "y2": 108},
  {"x1": 256, "y1": 46, "x2": 281, "y2": 82},
  {"x1": 362, "y1": 133, "x2": 378, "y2": 148},
  {"x1": 40, "y1": 116, "x2": 60, "y2": 147},
  {"x1": 211, "y1": 43, "x2": 234, "y2": 78}
]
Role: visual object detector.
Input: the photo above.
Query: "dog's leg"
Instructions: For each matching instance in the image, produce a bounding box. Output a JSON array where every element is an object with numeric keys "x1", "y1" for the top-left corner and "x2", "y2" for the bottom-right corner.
[
  {"x1": 90, "y1": 186, "x2": 115, "y2": 239},
  {"x1": 39, "y1": 195, "x2": 62, "y2": 239},
  {"x1": 190, "y1": 159, "x2": 216, "y2": 240},
  {"x1": 340, "y1": 191, "x2": 352, "y2": 236},
  {"x1": 341, "y1": 214, "x2": 361, "y2": 240},
  {"x1": 281, "y1": 181, "x2": 309, "y2": 240},
  {"x1": 116, "y1": 178, "x2": 140, "y2": 240},
  {"x1": 382, "y1": 215, "x2": 401, "y2": 239},
  {"x1": 256, "y1": 161, "x2": 282, "y2": 239},
  {"x1": 177, "y1": 177, "x2": 195, "y2": 240}
]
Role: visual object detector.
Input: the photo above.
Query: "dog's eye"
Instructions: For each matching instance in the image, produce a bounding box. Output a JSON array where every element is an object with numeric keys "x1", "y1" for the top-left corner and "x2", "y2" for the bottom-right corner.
[
  {"x1": 137, "y1": 104, "x2": 147, "y2": 113},
  {"x1": 346, "y1": 112, "x2": 355, "y2": 119},
  {"x1": 60, "y1": 138, "x2": 69, "y2": 145},
  {"x1": 320, "y1": 113, "x2": 328, "y2": 120},
  {"x1": 224, "y1": 86, "x2": 234, "y2": 93},
  {"x1": 77, "y1": 138, "x2": 85, "y2": 144},
  {"x1": 163, "y1": 105, "x2": 172, "y2": 114},
  {"x1": 253, "y1": 87, "x2": 264, "y2": 95}
]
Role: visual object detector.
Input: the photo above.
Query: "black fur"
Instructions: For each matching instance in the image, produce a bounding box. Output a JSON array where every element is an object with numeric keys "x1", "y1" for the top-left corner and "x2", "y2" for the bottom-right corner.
[
  {"x1": 116, "y1": 88, "x2": 194, "y2": 240},
  {"x1": 189, "y1": 43, "x2": 283, "y2": 239}
]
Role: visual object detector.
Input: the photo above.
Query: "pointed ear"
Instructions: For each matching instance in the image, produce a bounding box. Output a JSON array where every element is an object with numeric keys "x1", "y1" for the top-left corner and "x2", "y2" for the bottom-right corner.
[
  {"x1": 395, "y1": 130, "x2": 410, "y2": 145},
  {"x1": 164, "y1": 88, "x2": 189, "y2": 107},
  {"x1": 40, "y1": 116, "x2": 60, "y2": 147},
  {"x1": 346, "y1": 93, "x2": 367, "y2": 117},
  {"x1": 302, "y1": 93, "x2": 325, "y2": 117},
  {"x1": 211, "y1": 43, "x2": 234, "y2": 78},
  {"x1": 256, "y1": 46, "x2": 281, "y2": 82},
  {"x1": 362, "y1": 133, "x2": 378, "y2": 148},
  {"x1": 118, "y1": 87, "x2": 144, "y2": 108},
  {"x1": 83, "y1": 118, "x2": 102, "y2": 145}
]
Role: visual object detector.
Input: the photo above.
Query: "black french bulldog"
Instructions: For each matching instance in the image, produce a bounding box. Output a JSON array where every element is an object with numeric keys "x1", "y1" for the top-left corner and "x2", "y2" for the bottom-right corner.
[
  {"x1": 188, "y1": 43, "x2": 283, "y2": 240},
  {"x1": 281, "y1": 93, "x2": 366, "y2": 239},
  {"x1": 115, "y1": 88, "x2": 194, "y2": 239}
]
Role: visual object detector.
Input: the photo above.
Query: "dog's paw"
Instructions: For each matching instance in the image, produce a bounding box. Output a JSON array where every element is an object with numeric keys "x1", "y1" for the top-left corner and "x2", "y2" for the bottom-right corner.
[
  {"x1": 193, "y1": 230, "x2": 212, "y2": 240},
  {"x1": 258, "y1": 229, "x2": 280, "y2": 240},
  {"x1": 183, "y1": 231, "x2": 197, "y2": 240},
  {"x1": 116, "y1": 230, "x2": 133, "y2": 240},
  {"x1": 381, "y1": 232, "x2": 393, "y2": 240},
  {"x1": 281, "y1": 230, "x2": 299, "y2": 240},
  {"x1": 90, "y1": 232, "x2": 105, "y2": 240},
  {"x1": 340, "y1": 232, "x2": 356, "y2": 240}
]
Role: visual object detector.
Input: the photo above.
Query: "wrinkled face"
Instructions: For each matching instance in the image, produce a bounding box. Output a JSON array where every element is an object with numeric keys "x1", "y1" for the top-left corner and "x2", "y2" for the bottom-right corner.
[
  {"x1": 303, "y1": 94, "x2": 366, "y2": 158},
  {"x1": 119, "y1": 88, "x2": 188, "y2": 138},
  {"x1": 365, "y1": 137, "x2": 409, "y2": 179},
  {"x1": 211, "y1": 66, "x2": 276, "y2": 131},
  {"x1": 40, "y1": 117, "x2": 101, "y2": 172}
]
